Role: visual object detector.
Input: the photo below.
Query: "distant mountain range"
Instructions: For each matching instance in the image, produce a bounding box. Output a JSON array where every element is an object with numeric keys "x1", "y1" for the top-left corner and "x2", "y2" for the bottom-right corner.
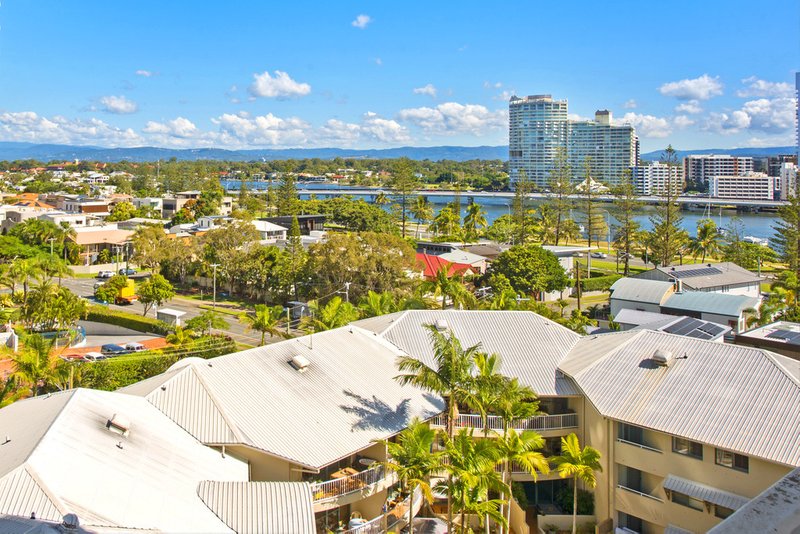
[
  {"x1": 0, "y1": 142, "x2": 507, "y2": 163},
  {"x1": 0, "y1": 141, "x2": 794, "y2": 163}
]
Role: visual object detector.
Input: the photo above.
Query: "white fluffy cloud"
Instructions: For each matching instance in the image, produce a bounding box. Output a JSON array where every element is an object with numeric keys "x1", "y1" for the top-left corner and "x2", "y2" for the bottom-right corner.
[
  {"x1": 0, "y1": 111, "x2": 141, "y2": 146},
  {"x1": 397, "y1": 102, "x2": 507, "y2": 135},
  {"x1": 213, "y1": 112, "x2": 310, "y2": 146},
  {"x1": 617, "y1": 112, "x2": 672, "y2": 138},
  {"x1": 135, "y1": 69, "x2": 154, "y2": 77},
  {"x1": 623, "y1": 99, "x2": 637, "y2": 109},
  {"x1": 703, "y1": 111, "x2": 751, "y2": 134},
  {"x1": 351, "y1": 14, "x2": 371, "y2": 29},
  {"x1": 317, "y1": 113, "x2": 409, "y2": 146},
  {"x1": 413, "y1": 84, "x2": 437, "y2": 98},
  {"x1": 674, "y1": 99, "x2": 702, "y2": 114},
  {"x1": 659, "y1": 74, "x2": 723, "y2": 100},
  {"x1": 673, "y1": 115, "x2": 695, "y2": 129},
  {"x1": 99, "y1": 95, "x2": 138, "y2": 114},
  {"x1": 703, "y1": 96, "x2": 795, "y2": 135},
  {"x1": 248, "y1": 70, "x2": 311, "y2": 99},
  {"x1": 736, "y1": 76, "x2": 794, "y2": 98}
]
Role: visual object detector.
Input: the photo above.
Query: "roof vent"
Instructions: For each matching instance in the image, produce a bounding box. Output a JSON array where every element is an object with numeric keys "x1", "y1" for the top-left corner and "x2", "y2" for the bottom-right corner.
[
  {"x1": 290, "y1": 355, "x2": 311, "y2": 372},
  {"x1": 651, "y1": 349, "x2": 673, "y2": 366},
  {"x1": 60, "y1": 513, "x2": 80, "y2": 532},
  {"x1": 434, "y1": 319, "x2": 449, "y2": 331},
  {"x1": 106, "y1": 413, "x2": 131, "y2": 437}
]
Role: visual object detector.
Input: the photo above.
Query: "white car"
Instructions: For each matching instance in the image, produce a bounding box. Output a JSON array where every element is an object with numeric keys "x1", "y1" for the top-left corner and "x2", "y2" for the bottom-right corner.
[
  {"x1": 124, "y1": 342, "x2": 146, "y2": 352},
  {"x1": 97, "y1": 270, "x2": 114, "y2": 279},
  {"x1": 82, "y1": 352, "x2": 107, "y2": 362},
  {"x1": 590, "y1": 252, "x2": 608, "y2": 259}
]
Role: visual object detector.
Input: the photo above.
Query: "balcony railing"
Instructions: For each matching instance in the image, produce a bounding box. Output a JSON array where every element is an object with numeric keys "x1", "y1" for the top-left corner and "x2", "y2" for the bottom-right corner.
[
  {"x1": 617, "y1": 484, "x2": 664, "y2": 502},
  {"x1": 430, "y1": 412, "x2": 578, "y2": 433},
  {"x1": 616, "y1": 438, "x2": 662, "y2": 454},
  {"x1": 342, "y1": 485, "x2": 423, "y2": 534},
  {"x1": 311, "y1": 464, "x2": 393, "y2": 502}
]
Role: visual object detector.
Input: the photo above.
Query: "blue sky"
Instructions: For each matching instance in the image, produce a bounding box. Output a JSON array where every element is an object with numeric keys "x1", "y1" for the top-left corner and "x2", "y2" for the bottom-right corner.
[{"x1": 0, "y1": 0, "x2": 797, "y2": 152}]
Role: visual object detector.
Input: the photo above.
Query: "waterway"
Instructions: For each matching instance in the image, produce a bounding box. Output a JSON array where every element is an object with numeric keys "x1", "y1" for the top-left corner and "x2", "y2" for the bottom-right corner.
[{"x1": 222, "y1": 180, "x2": 780, "y2": 243}]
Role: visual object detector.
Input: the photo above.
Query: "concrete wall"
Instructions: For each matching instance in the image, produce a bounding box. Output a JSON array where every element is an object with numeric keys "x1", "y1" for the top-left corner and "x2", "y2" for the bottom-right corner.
[{"x1": 610, "y1": 299, "x2": 661, "y2": 318}]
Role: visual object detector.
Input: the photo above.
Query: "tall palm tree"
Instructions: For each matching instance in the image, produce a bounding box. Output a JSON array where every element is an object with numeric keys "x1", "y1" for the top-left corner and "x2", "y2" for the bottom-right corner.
[
  {"x1": 420, "y1": 268, "x2": 476, "y2": 310},
  {"x1": 688, "y1": 218, "x2": 722, "y2": 262},
  {"x1": 239, "y1": 304, "x2": 286, "y2": 345},
  {"x1": 411, "y1": 195, "x2": 434, "y2": 239},
  {"x1": 395, "y1": 325, "x2": 479, "y2": 531},
  {"x1": 469, "y1": 352, "x2": 504, "y2": 437},
  {"x1": 381, "y1": 419, "x2": 440, "y2": 534},
  {"x1": 552, "y1": 433, "x2": 603, "y2": 534},
  {"x1": 495, "y1": 429, "x2": 550, "y2": 533},
  {"x1": 463, "y1": 203, "x2": 488, "y2": 242},
  {"x1": 9, "y1": 258, "x2": 43, "y2": 305},
  {"x1": 357, "y1": 290, "x2": 397, "y2": 318}
]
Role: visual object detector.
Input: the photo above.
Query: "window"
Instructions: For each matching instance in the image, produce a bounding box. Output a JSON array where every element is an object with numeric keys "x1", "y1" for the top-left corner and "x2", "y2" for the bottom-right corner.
[
  {"x1": 715, "y1": 505, "x2": 734, "y2": 519},
  {"x1": 618, "y1": 423, "x2": 644, "y2": 445},
  {"x1": 672, "y1": 437, "x2": 703, "y2": 459},
  {"x1": 715, "y1": 449, "x2": 749, "y2": 473},
  {"x1": 671, "y1": 490, "x2": 704, "y2": 511}
]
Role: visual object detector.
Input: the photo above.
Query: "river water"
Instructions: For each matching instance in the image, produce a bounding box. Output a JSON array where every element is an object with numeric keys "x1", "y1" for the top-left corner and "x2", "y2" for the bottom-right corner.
[{"x1": 223, "y1": 181, "x2": 780, "y2": 243}]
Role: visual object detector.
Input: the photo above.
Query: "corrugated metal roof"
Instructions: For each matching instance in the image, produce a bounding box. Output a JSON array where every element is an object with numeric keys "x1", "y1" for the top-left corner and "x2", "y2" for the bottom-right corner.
[
  {"x1": 663, "y1": 291, "x2": 759, "y2": 316},
  {"x1": 614, "y1": 308, "x2": 673, "y2": 326},
  {"x1": 664, "y1": 474, "x2": 751, "y2": 509},
  {"x1": 708, "y1": 467, "x2": 800, "y2": 533},
  {"x1": 0, "y1": 514, "x2": 103, "y2": 534},
  {"x1": 561, "y1": 330, "x2": 800, "y2": 466},
  {"x1": 375, "y1": 310, "x2": 582, "y2": 396},
  {"x1": 654, "y1": 262, "x2": 762, "y2": 290},
  {"x1": 129, "y1": 328, "x2": 445, "y2": 470},
  {"x1": 664, "y1": 524, "x2": 695, "y2": 534},
  {"x1": 350, "y1": 312, "x2": 405, "y2": 336},
  {"x1": 0, "y1": 388, "x2": 248, "y2": 533},
  {"x1": 609, "y1": 278, "x2": 674, "y2": 305},
  {"x1": 198, "y1": 481, "x2": 315, "y2": 534}
]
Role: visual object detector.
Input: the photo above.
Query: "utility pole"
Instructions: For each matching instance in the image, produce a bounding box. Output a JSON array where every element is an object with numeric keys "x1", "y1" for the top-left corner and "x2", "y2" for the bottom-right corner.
[
  {"x1": 575, "y1": 258, "x2": 582, "y2": 311},
  {"x1": 210, "y1": 263, "x2": 220, "y2": 311}
]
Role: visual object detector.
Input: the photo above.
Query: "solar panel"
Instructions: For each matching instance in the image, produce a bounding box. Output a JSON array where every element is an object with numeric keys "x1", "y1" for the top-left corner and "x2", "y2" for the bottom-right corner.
[
  {"x1": 661, "y1": 317, "x2": 727, "y2": 340},
  {"x1": 698, "y1": 323, "x2": 726, "y2": 337},
  {"x1": 766, "y1": 329, "x2": 800, "y2": 345},
  {"x1": 670, "y1": 267, "x2": 722, "y2": 279},
  {"x1": 663, "y1": 317, "x2": 702, "y2": 336}
]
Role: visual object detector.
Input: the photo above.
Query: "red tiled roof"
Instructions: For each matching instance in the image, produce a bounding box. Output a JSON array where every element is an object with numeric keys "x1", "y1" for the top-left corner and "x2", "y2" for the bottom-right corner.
[{"x1": 415, "y1": 253, "x2": 475, "y2": 279}]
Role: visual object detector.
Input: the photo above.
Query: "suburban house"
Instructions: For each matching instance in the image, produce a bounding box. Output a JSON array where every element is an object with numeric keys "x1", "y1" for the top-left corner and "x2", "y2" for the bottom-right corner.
[
  {"x1": 415, "y1": 252, "x2": 476, "y2": 280},
  {"x1": 614, "y1": 309, "x2": 731, "y2": 342},
  {"x1": 610, "y1": 277, "x2": 759, "y2": 333},
  {"x1": 734, "y1": 320, "x2": 800, "y2": 362},
  {"x1": 264, "y1": 214, "x2": 326, "y2": 235},
  {"x1": 634, "y1": 262, "x2": 763, "y2": 299},
  {"x1": 69, "y1": 224, "x2": 134, "y2": 265},
  {"x1": 0, "y1": 310, "x2": 797, "y2": 533}
]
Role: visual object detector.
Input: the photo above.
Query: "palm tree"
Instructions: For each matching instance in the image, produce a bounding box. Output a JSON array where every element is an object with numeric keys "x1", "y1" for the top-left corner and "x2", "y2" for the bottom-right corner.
[
  {"x1": 239, "y1": 304, "x2": 286, "y2": 345},
  {"x1": 358, "y1": 290, "x2": 397, "y2": 318},
  {"x1": 166, "y1": 326, "x2": 196, "y2": 346},
  {"x1": 463, "y1": 203, "x2": 488, "y2": 242},
  {"x1": 420, "y1": 268, "x2": 476, "y2": 310},
  {"x1": 552, "y1": 433, "x2": 603, "y2": 534},
  {"x1": 381, "y1": 419, "x2": 440, "y2": 534},
  {"x1": 9, "y1": 258, "x2": 43, "y2": 305},
  {"x1": 11, "y1": 334, "x2": 66, "y2": 397},
  {"x1": 374, "y1": 191, "x2": 391, "y2": 206},
  {"x1": 411, "y1": 195, "x2": 434, "y2": 239},
  {"x1": 688, "y1": 218, "x2": 722, "y2": 262},
  {"x1": 469, "y1": 352, "x2": 504, "y2": 437},
  {"x1": 495, "y1": 429, "x2": 550, "y2": 532},
  {"x1": 395, "y1": 325, "x2": 479, "y2": 531},
  {"x1": 304, "y1": 296, "x2": 359, "y2": 331},
  {"x1": 0, "y1": 377, "x2": 25, "y2": 408}
]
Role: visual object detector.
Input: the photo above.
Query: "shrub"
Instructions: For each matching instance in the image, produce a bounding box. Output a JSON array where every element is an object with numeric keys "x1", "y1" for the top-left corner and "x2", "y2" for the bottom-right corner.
[
  {"x1": 555, "y1": 486, "x2": 594, "y2": 515},
  {"x1": 579, "y1": 274, "x2": 622, "y2": 293},
  {"x1": 86, "y1": 304, "x2": 171, "y2": 335}
]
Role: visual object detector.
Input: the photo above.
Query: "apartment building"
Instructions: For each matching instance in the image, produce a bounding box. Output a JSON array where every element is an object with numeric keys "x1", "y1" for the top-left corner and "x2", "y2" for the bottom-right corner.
[
  {"x1": 0, "y1": 310, "x2": 797, "y2": 534},
  {"x1": 708, "y1": 172, "x2": 774, "y2": 200},
  {"x1": 683, "y1": 155, "x2": 753, "y2": 190},
  {"x1": 631, "y1": 162, "x2": 685, "y2": 196},
  {"x1": 509, "y1": 96, "x2": 638, "y2": 188},
  {"x1": 778, "y1": 162, "x2": 797, "y2": 199}
]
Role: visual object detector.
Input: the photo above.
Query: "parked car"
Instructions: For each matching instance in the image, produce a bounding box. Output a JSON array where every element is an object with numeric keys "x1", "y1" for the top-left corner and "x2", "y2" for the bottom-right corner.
[
  {"x1": 590, "y1": 252, "x2": 608, "y2": 259},
  {"x1": 124, "y1": 342, "x2": 145, "y2": 352},
  {"x1": 100, "y1": 344, "x2": 128, "y2": 356},
  {"x1": 82, "y1": 352, "x2": 107, "y2": 362},
  {"x1": 60, "y1": 353, "x2": 86, "y2": 362},
  {"x1": 93, "y1": 281, "x2": 105, "y2": 290},
  {"x1": 119, "y1": 268, "x2": 137, "y2": 276},
  {"x1": 97, "y1": 270, "x2": 114, "y2": 278}
]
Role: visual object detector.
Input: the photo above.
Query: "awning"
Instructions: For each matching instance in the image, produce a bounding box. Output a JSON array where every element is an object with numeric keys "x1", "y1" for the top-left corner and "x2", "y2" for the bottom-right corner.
[{"x1": 663, "y1": 475, "x2": 750, "y2": 510}]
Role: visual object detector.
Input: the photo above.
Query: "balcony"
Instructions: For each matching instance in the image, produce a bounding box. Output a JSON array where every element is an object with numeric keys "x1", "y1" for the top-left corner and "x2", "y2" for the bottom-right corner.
[
  {"x1": 429, "y1": 412, "x2": 578, "y2": 434},
  {"x1": 341, "y1": 485, "x2": 424, "y2": 534},
  {"x1": 310, "y1": 463, "x2": 397, "y2": 512}
]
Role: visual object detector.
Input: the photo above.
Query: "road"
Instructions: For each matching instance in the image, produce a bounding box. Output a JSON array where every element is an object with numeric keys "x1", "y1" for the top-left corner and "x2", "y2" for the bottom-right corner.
[{"x1": 62, "y1": 277, "x2": 271, "y2": 347}]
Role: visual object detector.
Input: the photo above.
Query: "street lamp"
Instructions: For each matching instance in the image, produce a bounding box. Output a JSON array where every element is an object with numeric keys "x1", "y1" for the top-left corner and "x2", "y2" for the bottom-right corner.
[
  {"x1": 210, "y1": 263, "x2": 220, "y2": 311},
  {"x1": 47, "y1": 237, "x2": 56, "y2": 257}
]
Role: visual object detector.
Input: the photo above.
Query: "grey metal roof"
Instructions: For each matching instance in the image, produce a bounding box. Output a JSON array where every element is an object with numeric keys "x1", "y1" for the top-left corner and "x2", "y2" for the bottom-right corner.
[
  {"x1": 560, "y1": 330, "x2": 800, "y2": 466},
  {"x1": 609, "y1": 278, "x2": 674, "y2": 305},
  {"x1": 664, "y1": 474, "x2": 751, "y2": 509},
  {"x1": 198, "y1": 481, "x2": 315, "y2": 534},
  {"x1": 708, "y1": 467, "x2": 800, "y2": 533},
  {"x1": 127, "y1": 328, "x2": 445, "y2": 470},
  {"x1": 374, "y1": 310, "x2": 582, "y2": 396},
  {"x1": 653, "y1": 262, "x2": 762, "y2": 290},
  {"x1": 350, "y1": 313, "x2": 402, "y2": 336},
  {"x1": 663, "y1": 291, "x2": 759, "y2": 316},
  {"x1": 0, "y1": 514, "x2": 102, "y2": 534},
  {"x1": 613, "y1": 308, "x2": 673, "y2": 327},
  {"x1": 0, "y1": 388, "x2": 248, "y2": 532},
  {"x1": 664, "y1": 525, "x2": 695, "y2": 534}
]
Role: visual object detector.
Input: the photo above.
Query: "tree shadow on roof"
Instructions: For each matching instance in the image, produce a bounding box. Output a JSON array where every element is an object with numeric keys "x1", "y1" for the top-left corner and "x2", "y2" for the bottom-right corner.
[{"x1": 340, "y1": 390, "x2": 411, "y2": 431}]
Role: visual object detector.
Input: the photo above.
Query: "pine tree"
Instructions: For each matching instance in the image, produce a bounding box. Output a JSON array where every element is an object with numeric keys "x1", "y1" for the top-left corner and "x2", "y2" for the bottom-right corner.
[
  {"x1": 610, "y1": 170, "x2": 642, "y2": 275},
  {"x1": 774, "y1": 175, "x2": 800, "y2": 275},
  {"x1": 276, "y1": 174, "x2": 299, "y2": 216},
  {"x1": 647, "y1": 146, "x2": 688, "y2": 267},
  {"x1": 511, "y1": 170, "x2": 534, "y2": 244},
  {"x1": 548, "y1": 148, "x2": 574, "y2": 245},
  {"x1": 389, "y1": 158, "x2": 420, "y2": 237}
]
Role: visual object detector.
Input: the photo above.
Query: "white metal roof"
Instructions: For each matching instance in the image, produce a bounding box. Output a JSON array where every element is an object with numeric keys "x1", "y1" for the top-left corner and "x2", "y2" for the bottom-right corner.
[
  {"x1": 560, "y1": 330, "x2": 800, "y2": 466},
  {"x1": 0, "y1": 389, "x2": 248, "y2": 533},
  {"x1": 609, "y1": 278, "x2": 674, "y2": 305},
  {"x1": 708, "y1": 467, "x2": 800, "y2": 533},
  {"x1": 663, "y1": 474, "x2": 751, "y2": 510},
  {"x1": 662, "y1": 291, "x2": 759, "y2": 316},
  {"x1": 123, "y1": 327, "x2": 445, "y2": 469},
  {"x1": 366, "y1": 310, "x2": 582, "y2": 396},
  {"x1": 197, "y1": 481, "x2": 315, "y2": 534}
]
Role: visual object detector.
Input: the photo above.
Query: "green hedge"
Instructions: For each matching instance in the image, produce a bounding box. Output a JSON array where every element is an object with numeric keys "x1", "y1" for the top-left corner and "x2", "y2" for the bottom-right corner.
[
  {"x1": 579, "y1": 274, "x2": 622, "y2": 292},
  {"x1": 78, "y1": 336, "x2": 238, "y2": 390},
  {"x1": 86, "y1": 304, "x2": 172, "y2": 335}
]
